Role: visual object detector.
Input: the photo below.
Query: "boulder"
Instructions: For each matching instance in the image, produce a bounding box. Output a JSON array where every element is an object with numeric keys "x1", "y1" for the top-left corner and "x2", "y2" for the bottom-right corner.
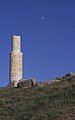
[{"x1": 17, "y1": 78, "x2": 37, "y2": 88}]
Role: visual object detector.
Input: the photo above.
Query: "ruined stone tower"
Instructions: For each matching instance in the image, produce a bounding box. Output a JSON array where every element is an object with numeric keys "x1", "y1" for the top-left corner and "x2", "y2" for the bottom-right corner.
[{"x1": 9, "y1": 35, "x2": 23, "y2": 87}]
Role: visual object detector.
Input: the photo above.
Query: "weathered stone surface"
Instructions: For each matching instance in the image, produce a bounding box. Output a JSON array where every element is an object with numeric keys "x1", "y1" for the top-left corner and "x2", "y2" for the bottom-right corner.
[
  {"x1": 17, "y1": 78, "x2": 37, "y2": 88},
  {"x1": 9, "y1": 35, "x2": 23, "y2": 87}
]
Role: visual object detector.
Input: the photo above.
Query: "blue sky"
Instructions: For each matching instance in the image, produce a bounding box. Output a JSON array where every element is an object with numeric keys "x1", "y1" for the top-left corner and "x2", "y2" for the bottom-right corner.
[{"x1": 0, "y1": 0, "x2": 74, "y2": 87}]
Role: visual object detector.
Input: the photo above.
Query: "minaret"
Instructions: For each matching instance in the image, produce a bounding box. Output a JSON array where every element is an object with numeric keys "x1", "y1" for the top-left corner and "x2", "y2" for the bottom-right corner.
[{"x1": 9, "y1": 35, "x2": 23, "y2": 87}]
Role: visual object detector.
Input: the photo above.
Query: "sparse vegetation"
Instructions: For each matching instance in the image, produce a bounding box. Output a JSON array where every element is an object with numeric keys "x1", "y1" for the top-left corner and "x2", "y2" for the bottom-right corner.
[{"x1": 0, "y1": 76, "x2": 75, "y2": 120}]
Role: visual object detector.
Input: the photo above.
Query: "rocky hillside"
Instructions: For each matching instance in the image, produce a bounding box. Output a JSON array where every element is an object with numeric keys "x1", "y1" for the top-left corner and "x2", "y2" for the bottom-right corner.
[{"x1": 0, "y1": 73, "x2": 75, "y2": 120}]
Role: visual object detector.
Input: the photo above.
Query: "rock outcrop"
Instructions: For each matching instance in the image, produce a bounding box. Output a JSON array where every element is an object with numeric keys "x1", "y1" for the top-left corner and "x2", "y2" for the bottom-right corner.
[{"x1": 62, "y1": 72, "x2": 75, "y2": 78}]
